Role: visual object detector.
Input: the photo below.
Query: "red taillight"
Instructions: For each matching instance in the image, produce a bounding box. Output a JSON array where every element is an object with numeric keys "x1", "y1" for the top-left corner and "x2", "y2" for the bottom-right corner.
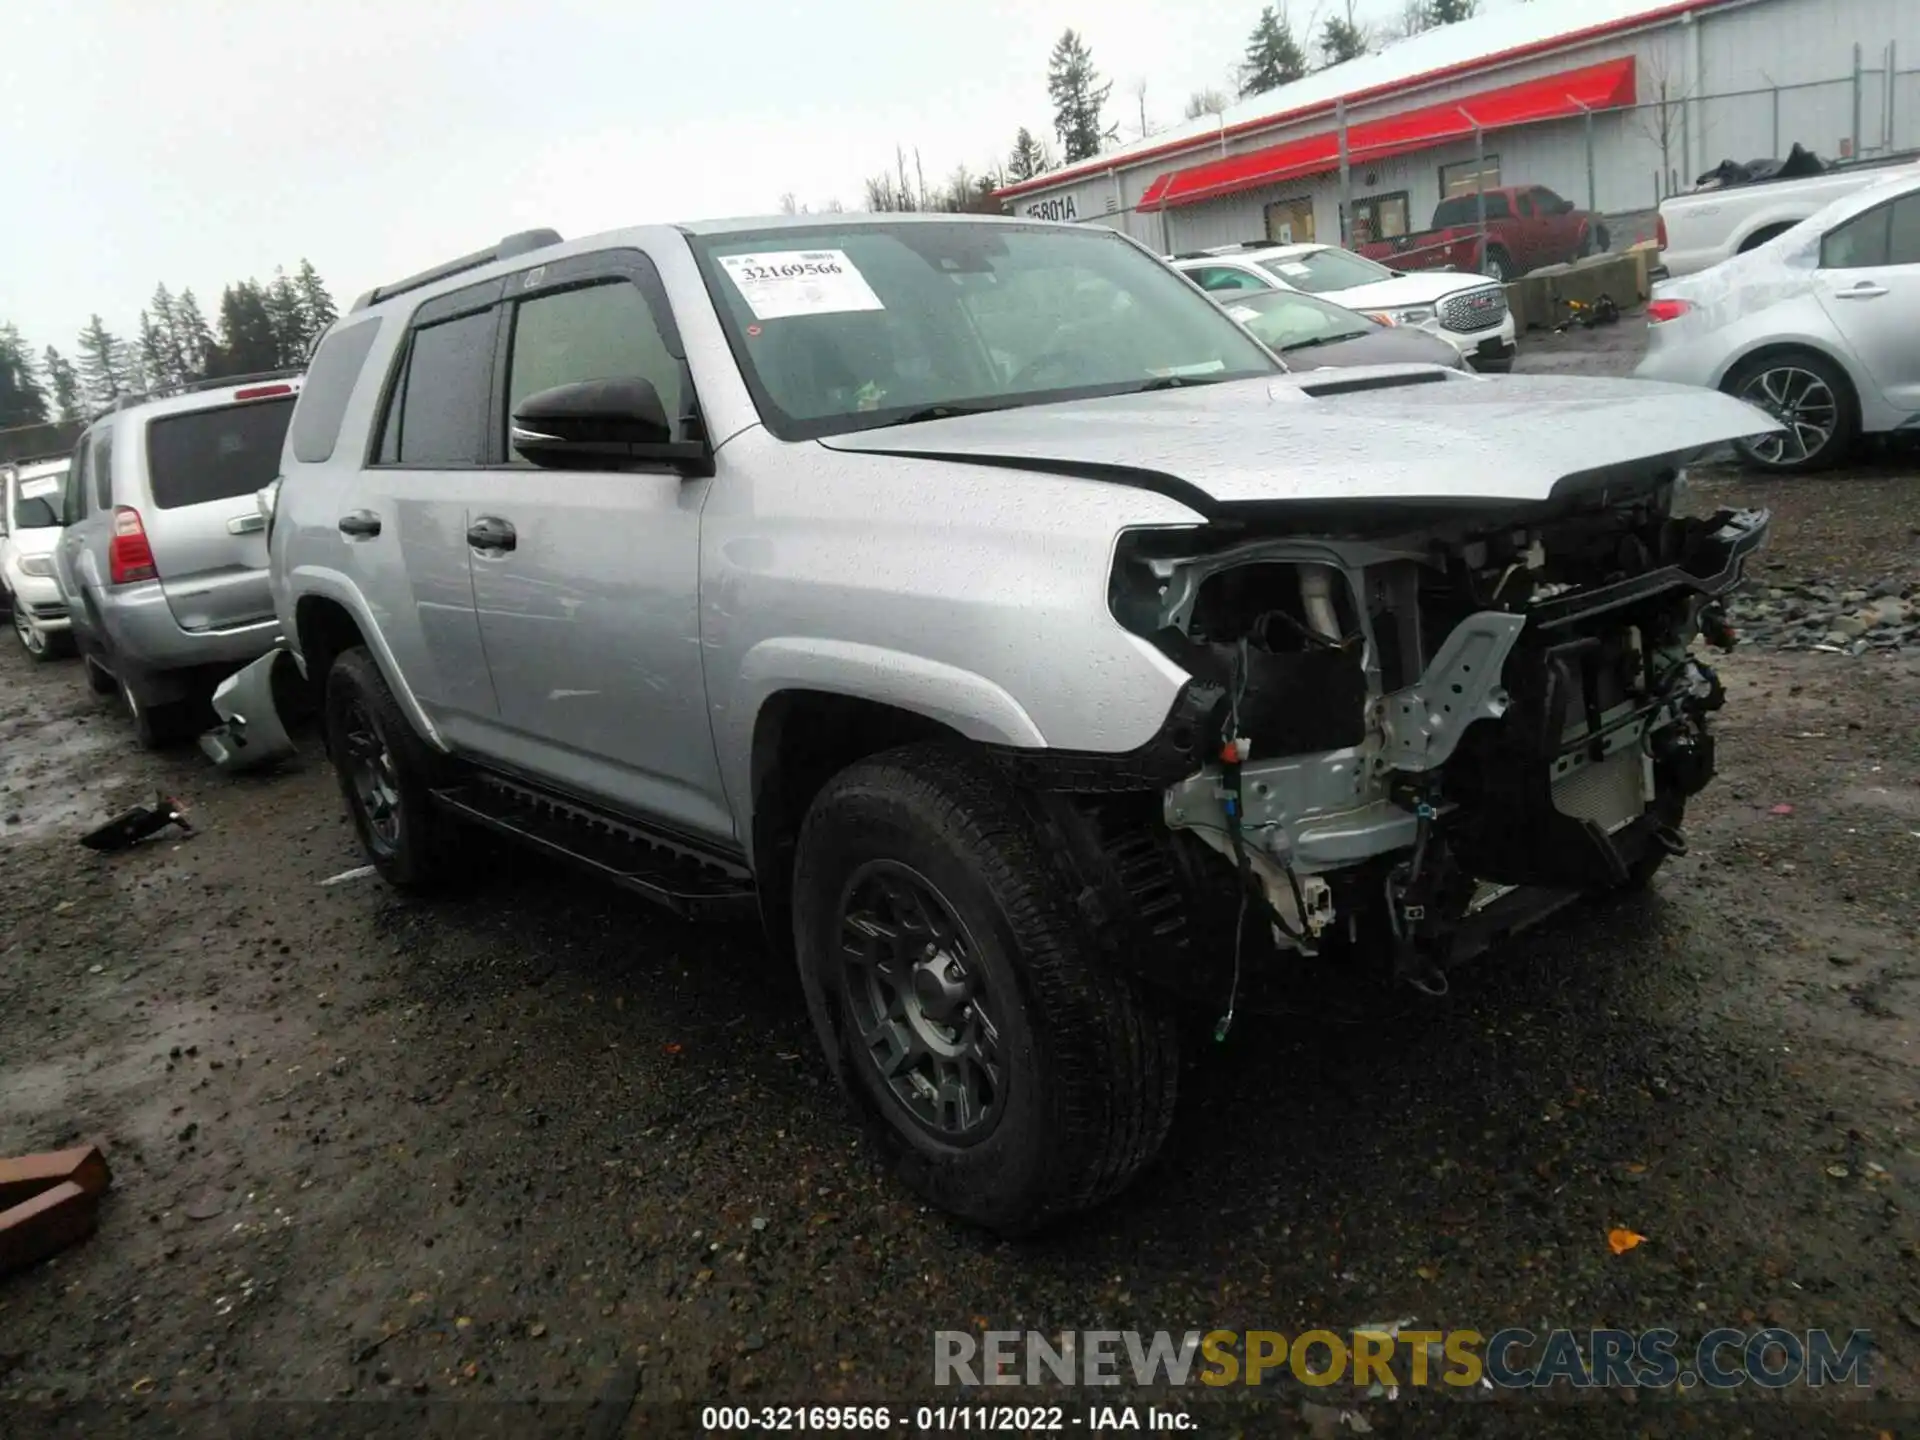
[
  {"x1": 1656, "y1": 214, "x2": 1668, "y2": 250},
  {"x1": 233, "y1": 383, "x2": 294, "y2": 401},
  {"x1": 1646, "y1": 298, "x2": 1692, "y2": 324},
  {"x1": 109, "y1": 506, "x2": 158, "y2": 585}
]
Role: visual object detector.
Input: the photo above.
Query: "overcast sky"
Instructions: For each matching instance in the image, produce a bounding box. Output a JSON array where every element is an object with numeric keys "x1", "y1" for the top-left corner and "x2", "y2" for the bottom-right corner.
[{"x1": 2, "y1": 0, "x2": 1514, "y2": 356}]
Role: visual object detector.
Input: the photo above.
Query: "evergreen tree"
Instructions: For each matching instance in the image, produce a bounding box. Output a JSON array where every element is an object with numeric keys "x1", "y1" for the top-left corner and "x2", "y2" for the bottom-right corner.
[
  {"x1": 76, "y1": 314, "x2": 133, "y2": 409},
  {"x1": 265, "y1": 267, "x2": 307, "y2": 366},
  {"x1": 138, "y1": 310, "x2": 175, "y2": 395},
  {"x1": 1007, "y1": 127, "x2": 1051, "y2": 182},
  {"x1": 42, "y1": 346, "x2": 82, "y2": 422},
  {"x1": 1241, "y1": 7, "x2": 1308, "y2": 97},
  {"x1": 1319, "y1": 12, "x2": 1371, "y2": 67},
  {"x1": 295, "y1": 260, "x2": 337, "y2": 342},
  {"x1": 173, "y1": 289, "x2": 216, "y2": 380},
  {"x1": 1426, "y1": 0, "x2": 1478, "y2": 23},
  {"x1": 148, "y1": 283, "x2": 189, "y2": 389},
  {"x1": 213, "y1": 282, "x2": 280, "y2": 377},
  {"x1": 1047, "y1": 30, "x2": 1115, "y2": 163},
  {"x1": 0, "y1": 326, "x2": 50, "y2": 428}
]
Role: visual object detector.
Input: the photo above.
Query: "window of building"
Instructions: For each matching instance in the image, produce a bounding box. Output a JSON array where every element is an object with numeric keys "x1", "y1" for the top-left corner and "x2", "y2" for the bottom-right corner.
[
  {"x1": 1264, "y1": 197, "x2": 1316, "y2": 245},
  {"x1": 1349, "y1": 191, "x2": 1410, "y2": 245},
  {"x1": 1439, "y1": 154, "x2": 1501, "y2": 199}
]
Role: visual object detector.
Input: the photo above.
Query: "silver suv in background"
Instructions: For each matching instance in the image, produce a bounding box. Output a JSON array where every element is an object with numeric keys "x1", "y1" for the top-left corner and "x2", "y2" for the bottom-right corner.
[
  {"x1": 265, "y1": 216, "x2": 1770, "y2": 1233},
  {"x1": 55, "y1": 372, "x2": 301, "y2": 746}
]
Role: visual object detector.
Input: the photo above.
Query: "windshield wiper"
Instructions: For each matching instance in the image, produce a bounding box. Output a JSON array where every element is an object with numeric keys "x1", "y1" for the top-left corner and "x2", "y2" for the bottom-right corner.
[
  {"x1": 1281, "y1": 334, "x2": 1366, "y2": 352},
  {"x1": 868, "y1": 402, "x2": 1010, "y2": 429},
  {"x1": 1131, "y1": 373, "x2": 1232, "y2": 392}
]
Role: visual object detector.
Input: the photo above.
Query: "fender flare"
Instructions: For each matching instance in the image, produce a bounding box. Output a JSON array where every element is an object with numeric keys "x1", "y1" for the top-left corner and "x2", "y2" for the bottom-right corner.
[{"x1": 287, "y1": 566, "x2": 449, "y2": 752}]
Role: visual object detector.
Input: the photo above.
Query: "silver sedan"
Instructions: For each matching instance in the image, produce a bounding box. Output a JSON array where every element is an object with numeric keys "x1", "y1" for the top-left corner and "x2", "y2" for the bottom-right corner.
[{"x1": 1634, "y1": 163, "x2": 1920, "y2": 472}]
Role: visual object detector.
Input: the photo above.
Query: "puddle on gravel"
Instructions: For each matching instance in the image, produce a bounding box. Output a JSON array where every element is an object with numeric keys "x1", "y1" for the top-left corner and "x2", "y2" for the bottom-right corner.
[{"x1": 0, "y1": 715, "x2": 137, "y2": 842}]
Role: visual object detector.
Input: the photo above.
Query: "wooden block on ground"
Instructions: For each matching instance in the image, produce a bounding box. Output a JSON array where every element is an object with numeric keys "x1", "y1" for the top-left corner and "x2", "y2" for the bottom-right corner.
[
  {"x1": 0, "y1": 1181, "x2": 101, "y2": 1274},
  {"x1": 0, "y1": 1144, "x2": 112, "y2": 1210}
]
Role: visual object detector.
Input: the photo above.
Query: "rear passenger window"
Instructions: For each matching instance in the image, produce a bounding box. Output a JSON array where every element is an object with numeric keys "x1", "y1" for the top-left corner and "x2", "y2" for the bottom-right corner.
[
  {"x1": 145, "y1": 399, "x2": 295, "y2": 509},
  {"x1": 291, "y1": 317, "x2": 382, "y2": 464},
  {"x1": 92, "y1": 430, "x2": 113, "y2": 511},
  {"x1": 65, "y1": 441, "x2": 91, "y2": 524},
  {"x1": 381, "y1": 309, "x2": 496, "y2": 465},
  {"x1": 504, "y1": 281, "x2": 686, "y2": 451}
]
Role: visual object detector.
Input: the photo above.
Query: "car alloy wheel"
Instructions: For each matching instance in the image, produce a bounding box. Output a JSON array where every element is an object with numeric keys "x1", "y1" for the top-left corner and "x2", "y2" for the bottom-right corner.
[
  {"x1": 12, "y1": 603, "x2": 44, "y2": 656},
  {"x1": 340, "y1": 699, "x2": 404, "y2": 855},
  {"x1": 836, "y1": 859, "x2": 1003, "y2": 1144},
  {"x1": 1737, "y1": 365, "x2": 1838, "y2": 467}
]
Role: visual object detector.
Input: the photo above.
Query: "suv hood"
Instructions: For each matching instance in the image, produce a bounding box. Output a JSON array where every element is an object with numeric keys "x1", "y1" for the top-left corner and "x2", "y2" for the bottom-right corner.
[
  {"x1": 1311, "y1": 270, "x2": 1493, "y2": 307},
  {"x1": 819, "y1": 372, "x2": 1778, "y2": 514}
]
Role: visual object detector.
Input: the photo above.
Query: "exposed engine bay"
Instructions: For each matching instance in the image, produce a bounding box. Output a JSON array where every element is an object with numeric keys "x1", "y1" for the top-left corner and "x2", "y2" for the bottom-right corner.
[{"x1": 1088, "y1": 474, "x2": 1770, "y2": 1013}]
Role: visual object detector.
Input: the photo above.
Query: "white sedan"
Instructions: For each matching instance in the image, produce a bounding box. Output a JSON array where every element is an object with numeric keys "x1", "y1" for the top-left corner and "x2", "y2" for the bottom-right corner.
[{"x1": 1635, "y1": 167, "x2": 1920, "y2": 471}]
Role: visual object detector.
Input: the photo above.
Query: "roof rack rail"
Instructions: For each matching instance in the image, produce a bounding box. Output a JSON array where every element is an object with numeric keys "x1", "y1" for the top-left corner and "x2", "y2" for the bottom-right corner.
[
  {"x1": 349, "y1": 228, "x2": 564, "y2": 313},
  {"x1": 88, "y1": 367, "x2": 304, "y2": 423}
]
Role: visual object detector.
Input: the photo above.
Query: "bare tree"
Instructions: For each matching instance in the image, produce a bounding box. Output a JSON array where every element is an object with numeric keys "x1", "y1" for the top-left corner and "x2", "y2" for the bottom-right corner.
[
  {"x1": 777, "y1": 191, "x2": 804, "y2": 215},
  {"x1": 1377, "y1": 0, "x2": 1431, "y2": 45},
  {"x1": 1129, "y1": 77, "x2": 1154, "y2": 140},
  {"x1": 1633, "y1": 52, "x2": 1694, "y2": 198},
  {"x1": 1185, "y1": 88, "x2": 1230, "y2": 121}
]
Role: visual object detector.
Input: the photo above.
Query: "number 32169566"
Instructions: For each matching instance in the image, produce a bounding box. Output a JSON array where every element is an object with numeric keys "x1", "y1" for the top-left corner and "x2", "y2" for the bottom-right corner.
[{"x1": 739, "y1": 260, "x2": 844, "y2": 282}]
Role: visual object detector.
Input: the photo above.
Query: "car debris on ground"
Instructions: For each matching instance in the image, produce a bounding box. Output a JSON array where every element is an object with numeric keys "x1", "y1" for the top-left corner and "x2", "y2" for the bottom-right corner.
[{"x1": 77, "y1": 795, "x2": 192, "y2": 852}]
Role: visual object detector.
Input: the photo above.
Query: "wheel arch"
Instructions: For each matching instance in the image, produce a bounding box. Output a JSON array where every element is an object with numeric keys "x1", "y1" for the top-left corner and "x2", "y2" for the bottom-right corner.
[
  {"x1": 291, "y1": 586, "x2": 447, "y2": 751},
  {"x1": 747, "y1": 688, "x2": 975, "y2": 964}
]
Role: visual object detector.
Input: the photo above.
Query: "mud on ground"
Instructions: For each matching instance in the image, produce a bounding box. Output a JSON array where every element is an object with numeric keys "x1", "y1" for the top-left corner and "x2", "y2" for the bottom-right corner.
[{"x1": 2, "y1": 450, "x2": 1918, "y2": 1436}]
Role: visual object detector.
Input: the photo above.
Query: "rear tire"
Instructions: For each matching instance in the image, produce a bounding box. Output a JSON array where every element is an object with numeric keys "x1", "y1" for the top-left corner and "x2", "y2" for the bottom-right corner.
[
  {"x1": 118, "y1": 674, "x2": 194, "y2": 750},
  {"x1": 323, "y1": 647, "x2": 463, "y2": 891},
  {"x1": 791, "y1": 743, "x2": 1180, "y2": 1235},
  {"x1": 84, "y1": 654, "x2": 118, "y2": 695},
  {"x1": 1482, "y1": 246, "x2": 1514, "y2": 283},
  {"x1": 1723, "y1": 349, "x2": 1858, "y2": 472}
]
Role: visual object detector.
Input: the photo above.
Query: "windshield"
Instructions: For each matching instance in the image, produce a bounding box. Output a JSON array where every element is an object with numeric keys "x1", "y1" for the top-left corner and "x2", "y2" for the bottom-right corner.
[
  {"x1": 13, "y1": 473, "x2": 66, "y2": 526},
  {"x1": 690, "y1": 221, "x2": 1280, "y2": 440},
  {"x1": 1221, "y1": 291, "x2": 1372, "y2": 351},
  {"x1": 1258, "y1": 248, "x2": 1395, "y2": 293}
]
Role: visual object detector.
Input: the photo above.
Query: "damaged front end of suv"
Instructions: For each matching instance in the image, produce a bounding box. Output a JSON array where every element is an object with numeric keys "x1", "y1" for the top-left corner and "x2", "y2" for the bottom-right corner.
[{"x1": 1040, "y1": 465, "x2": 1768, "y2": 1017}]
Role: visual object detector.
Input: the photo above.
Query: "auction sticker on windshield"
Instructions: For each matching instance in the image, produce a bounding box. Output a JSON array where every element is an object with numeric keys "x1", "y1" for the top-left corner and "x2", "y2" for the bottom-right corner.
[{"x1": 718, "y1": 250, "x2": 885, "y2": 320}]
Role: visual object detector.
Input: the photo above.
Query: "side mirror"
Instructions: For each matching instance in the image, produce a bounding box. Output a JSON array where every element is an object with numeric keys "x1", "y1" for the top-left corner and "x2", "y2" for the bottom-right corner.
[
  {"x1": 13, "y1": 495, "x2": 59, "y2": 529},
  {"x1": 509, "y1": 377, "x2": 711, "y2": 475}
]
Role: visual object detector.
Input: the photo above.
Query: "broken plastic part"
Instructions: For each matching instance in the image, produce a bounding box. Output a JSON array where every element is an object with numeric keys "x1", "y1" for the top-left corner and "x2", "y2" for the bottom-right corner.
[
  {"x1": 200, "y1": 649, "x2": 299, "y2": 773},
  {"x1": 79, "y1": 796, "x2": 191, "y2": 852}
]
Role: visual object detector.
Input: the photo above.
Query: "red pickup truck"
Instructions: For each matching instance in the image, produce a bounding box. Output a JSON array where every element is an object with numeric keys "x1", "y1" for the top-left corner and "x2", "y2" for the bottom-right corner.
[{"x1": 1355, "y1": 185, "x2": 1609, "y2": 283}]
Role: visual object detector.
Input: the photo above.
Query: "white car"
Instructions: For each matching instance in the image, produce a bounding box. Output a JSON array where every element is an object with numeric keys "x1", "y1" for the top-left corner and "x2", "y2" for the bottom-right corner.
[
  {"x1": 1171, "y1": 242, "x2": 1517, "y2": 372},
  {"x1": 0, "y1": 456, "x2": 74, "y2": 660},
  {"x1": 1635, "y1": 167, "x2": 1920, "y2": 472}
]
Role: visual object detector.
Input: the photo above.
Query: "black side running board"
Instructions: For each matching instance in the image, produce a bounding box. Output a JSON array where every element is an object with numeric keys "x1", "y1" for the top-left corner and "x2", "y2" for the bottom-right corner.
[{"x1": 431, "y1": 776, "x2": 756, "y2": 919}]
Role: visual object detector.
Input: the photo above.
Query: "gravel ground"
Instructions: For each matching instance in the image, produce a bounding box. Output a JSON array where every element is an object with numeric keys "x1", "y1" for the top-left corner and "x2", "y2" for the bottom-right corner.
[{"x1": 3, "y1": 326, "x2": 1918, "y2": 1437}]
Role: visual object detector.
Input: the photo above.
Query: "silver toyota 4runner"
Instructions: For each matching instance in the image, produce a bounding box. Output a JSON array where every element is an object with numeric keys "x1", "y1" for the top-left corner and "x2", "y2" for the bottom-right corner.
[{"x1": 262, "y1": 215, "x2": 1774, "y2": 1233}]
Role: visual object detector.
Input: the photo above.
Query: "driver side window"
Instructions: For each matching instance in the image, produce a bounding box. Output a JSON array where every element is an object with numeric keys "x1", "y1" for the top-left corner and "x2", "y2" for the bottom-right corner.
[{"x1": 504, "y1": 279, "x2": 686, "y2": 457}]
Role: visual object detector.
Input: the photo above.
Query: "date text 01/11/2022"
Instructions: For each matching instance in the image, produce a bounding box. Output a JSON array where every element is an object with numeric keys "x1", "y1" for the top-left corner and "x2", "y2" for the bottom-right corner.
[{"x1": 699, "y1": 1404, "x2": 1197, "y2": 1431}]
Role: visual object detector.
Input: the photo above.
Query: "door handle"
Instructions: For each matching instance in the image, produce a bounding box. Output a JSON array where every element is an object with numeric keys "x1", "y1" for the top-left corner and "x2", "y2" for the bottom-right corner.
[
  {"x1": 227, "y1": 513, "x2": 266, "y2": 535},
  {"x1": 467, "y1": 516, "x2": 516, "y2": 553},
  {"x1": 337, "y1": 510, "x2": 382, "y2": 538},
  {"x1": 1833, "y1": 283, "x2": 1889, "y2": 299}
]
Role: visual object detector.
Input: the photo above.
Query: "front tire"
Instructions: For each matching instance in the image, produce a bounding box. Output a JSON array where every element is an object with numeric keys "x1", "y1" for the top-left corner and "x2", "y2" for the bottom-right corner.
[
  {"x1": 9, "y1": 593, "x2": 66, "y2": 663},
  {"x1": 322, "y1": 647, "x2": 463, "y2": 891},
  {"x1": 1724, "y1": 350, "x2": 1857, "y2": 472},
  {"x1": 1482, "y1": 246, "x2": 1514, "y2": 283},
  {"x1": 791, "y1": 744, "x2": 1179, "y2": 1235}
]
